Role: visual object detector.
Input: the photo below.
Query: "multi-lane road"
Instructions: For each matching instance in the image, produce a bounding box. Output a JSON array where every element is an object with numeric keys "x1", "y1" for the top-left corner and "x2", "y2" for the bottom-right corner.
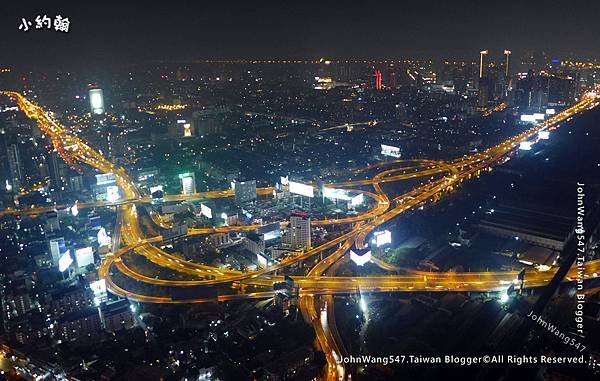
[{"x1": 3, "y1": 89, "x2": 599, "y2": 381}]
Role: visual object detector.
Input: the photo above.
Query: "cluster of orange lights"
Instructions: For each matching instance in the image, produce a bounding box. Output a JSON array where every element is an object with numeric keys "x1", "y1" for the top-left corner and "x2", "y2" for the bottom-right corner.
[{"x1": 155, "y1": 104, "x2": 187, "y2": 111}]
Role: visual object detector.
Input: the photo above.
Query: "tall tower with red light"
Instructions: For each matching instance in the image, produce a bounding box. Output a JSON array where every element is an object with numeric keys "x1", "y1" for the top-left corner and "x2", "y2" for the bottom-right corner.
[{"x1": 374, "y1": 69, "x2": 382, "y2": 90}]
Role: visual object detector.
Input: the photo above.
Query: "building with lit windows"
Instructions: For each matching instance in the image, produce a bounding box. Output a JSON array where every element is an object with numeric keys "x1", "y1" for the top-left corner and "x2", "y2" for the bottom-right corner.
[
  {"x1": 283, "y1": 211, "x2": 311, "y2": 250},
  {"x1": 100, "y1": 300, "x2": 136, "y2": 332},
  {"x1": 233, "y1": 179, "x2": 257, "y2": 204}
]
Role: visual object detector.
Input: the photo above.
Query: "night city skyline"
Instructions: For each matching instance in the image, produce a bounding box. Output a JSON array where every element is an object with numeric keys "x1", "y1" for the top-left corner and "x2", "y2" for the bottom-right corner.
[{"x1": 1, "y1": 2, "x2": 600, "y2": 381}]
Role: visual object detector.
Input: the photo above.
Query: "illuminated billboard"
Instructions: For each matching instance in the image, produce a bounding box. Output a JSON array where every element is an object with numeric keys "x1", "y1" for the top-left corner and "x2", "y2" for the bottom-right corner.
[
  {"x1": 106, "y1": 185, "x2": 120, "y2": 202},
  {"x1": 519, "y1": 141, "x2": 533, "y2": 150},
  {"x1": 95, "y1": 173, "x2": 116, "y2": 185},
  {"x1": 351, "y1": 193, "x2": 364, "y2": 206},
  {"x1": 90, "y1": 279, "x2": 107, "y2": 296},
  {"x1": 538, "y1": 131, "x2": 550, "y2": 140},
  {"x1": 350, "y1": 249, "x2": 372, "y2": 266},
  {"x1": 70, "y1": 202, "x2": 79, "y2": 216},
  {"x1": 257, "y1": 253, "x2": 268, "y2": 268},
  {"x1": 200, "y1": 203, "x2": 213, "y2": 219},
  {"x1": 75, "y1": 247, "x2": 94, "y2": 268},
  {"x1": 373, "y1": 230, "x2": 392, "y2": 247},
  {"x1": 532, "y1": 113, "x2": 545, "y2": 120},
  {"x1": 280, "y1": 176, "x2": 289, "y2": 186},
  {"x1": 89, "y1": 88, "x2": 105, "y2": 115},
  {"x1": 289, "y1": 181, "x2": 314, "y2": 198},
  {"x1": 545, "y1": 108, "x2": 556, "y2": 115},
  {"x1": 323, "y1": 187, "x2": 350, "y2": 201},
  {"x1": 149, "y1": 185, "x2": 163, "y2": 194},
  {"x1": 97, "y1": 227, "x2": 112, "y2": 247},
  {"x1": 58, "y1": 250, "x2": 73, "y2": 272},
  {"x1": 381, "y1": 144, "x2": 401, "y2": 158},
  {"x1": 90, "y1": 279, "x2": 107, "y2": 305},
  {"x1": 520, "y1": 114, "x2": 536, "y2": 123}
]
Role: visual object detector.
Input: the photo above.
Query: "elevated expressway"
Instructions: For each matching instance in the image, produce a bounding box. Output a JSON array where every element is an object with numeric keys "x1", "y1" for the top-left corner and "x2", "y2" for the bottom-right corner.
[
  {"x1": 3, "y1": 90, "x2": 600, "y2": 381},
  {"x1": 3, "y1": 89, "x2": 599, "y2": 294}
]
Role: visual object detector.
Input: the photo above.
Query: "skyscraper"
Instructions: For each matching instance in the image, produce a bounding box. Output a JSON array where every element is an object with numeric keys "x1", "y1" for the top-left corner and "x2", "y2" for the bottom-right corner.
[
  {"x1": 48, "y1": 237, "x2": 68, "y2": 267},
  {"x1": 233, "y1": 179, "x2": 257, "y2": 204},
  {"x1": 479, "y1": 50, "x2": 489, "y2": 79},
  {"x1": 374, "y1": 69, "x2": 382, "y2": 90},
  {"x1": 179, "y1": 172, "x2": 196, "y2": 195},
  {"x1": 6, "y1": 144, "x2": 23, "y2": 191},
  {"x1": 88, "y1": 86, "x2": 105, "y2": 115},
  {"x1": 504, "y1": 50, "x2": 512, "y2": 78},
  {"x1": 47, "y1": 151, "x2": 66, "y2": 200},
  {"x1": 283, "y1": 211, "x2": 311, "y2": 250},
  {"x1": 386, "y1": 65, "x2": 397, "y2": 89}
]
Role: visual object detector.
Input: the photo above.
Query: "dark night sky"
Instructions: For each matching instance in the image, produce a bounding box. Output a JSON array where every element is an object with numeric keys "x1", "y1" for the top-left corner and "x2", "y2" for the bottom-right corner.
[{"x1": 2, "y1": 1, "x2": 600, "y2": 68}]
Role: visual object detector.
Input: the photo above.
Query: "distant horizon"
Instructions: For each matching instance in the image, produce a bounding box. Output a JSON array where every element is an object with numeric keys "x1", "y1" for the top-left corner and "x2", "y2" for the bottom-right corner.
[{"x1": 3, "y1": 1, "x2": 600, "y2": 68}]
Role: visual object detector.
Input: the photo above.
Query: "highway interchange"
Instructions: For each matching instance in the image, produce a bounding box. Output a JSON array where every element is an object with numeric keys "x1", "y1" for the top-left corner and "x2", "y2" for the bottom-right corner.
[{"x1": 2, "y1": 89, "x2": 599, "y2": 381}]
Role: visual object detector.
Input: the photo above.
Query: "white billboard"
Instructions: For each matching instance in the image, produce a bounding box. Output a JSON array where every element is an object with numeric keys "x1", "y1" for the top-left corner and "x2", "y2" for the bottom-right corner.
[
  {"x1": 90, "y1": 279, "x2": 107, "y2": 296},
  {"x1": 59, "y1": 250, "x2": 73, "y2": 272},
  {"x1": 538, "y1": 131, "x2": 550, "y2": 140},
  {"x1": 257, "y1": 253, "x2": 268, "y2": 268},
  {"x1": 323, "y1": 187, "x2": 350, "y2": 201},
  {"x1": 532, "y1": 113, "x2": 545, "y2": 120},
  {"x1": 280, "y1": 176, "x2": 289, "y2": 186},
  {"x1": 200, "y1": 203, "x2": 213, "y2": 219},
  {"x1": 90, "y1": 279, "x2": 107, "y2": 305},
  {"x1": 96, "y1": 173, "x2": 116, "y2": 185},
  {"x1": 106, "y1": 185, "x2": 120, "y2": 202},
  {"x1": 97, "y1": 227, "x2": 112, "y2": 247},
  {"x1": 149, "y1": 185, "x2": 164, "y2": 194},
  {"x1": 289, "y1": 181, "x2": 314, "y2": 198},
  {"x1": 350, "y1": 249, "x2": 371, "y2": 266},
  {"x1": 519, "y1": 141, "x2": 533, "y2": 150},
  {"x1": 545, "y1": 108, "x2": 556, "y2": 115},
  {"x1": 75, "y1": 247, "x2": 94, "y2": 268},
  {"x1": 520, "y1": 114, "x2": 536, "y2": 123},
  {"x1": 351, "y1": 193, "x2": 364, "y2": 206},
  {"x1": 89, "y1": 88, "x2": 105, "y2": 115},
  {"x1": 381, "y1": 144, "x2": 401, "y2": 158},
  {"x1": 70, "y1": 202, "x2": 79, "y2": 216},
  {"x1": 374, "y1": 230, "x2": 392, "y2": 247}
]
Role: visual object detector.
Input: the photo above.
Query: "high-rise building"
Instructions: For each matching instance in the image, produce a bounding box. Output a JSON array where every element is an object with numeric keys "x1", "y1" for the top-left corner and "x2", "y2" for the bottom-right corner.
[
  {"x1": 283, "y1": 211, "x2": 311, "y2": 250},
  {"x1": 233, "y1": 179, "x2": 257, "y2": 204},
  {"x1": 374, "y1": 69, "x2": 382, "y2": 90},
  {"x1": 99, "y1": 300, "x2": 136, "y2": 332},
  {"x1": 58, "y1": 307, "x2": 102, "y2": 343},
  {"x1": 479, "y1": 50, "x2": 489, "y2": 79},
  {"x1": 179, "y1": 172, "x2": 196, "y2": 195},
  {"x1": 244, "y1": 233, "x2": 265, "y2": 256},
  {"x1": 45, "y1": 211, "x2": 61, "y2": 234},
  {"x1": 503, "y1": 50, "x2": 512, "y2": 78},
  {"x1": 47, "y1": 151, "x2": 66, "y2": 200},
  {"x1": 48, "y1": 237, "x2": 67, "y2": 266},
  {"x1": 478, "y1": 77, "x2": 491, "y2": 108},
  {"x1": 88, "y1": 86, "x2": 105, "y2": 115},
  {"x1": 386, "y1": 65, "x2": 397, "y2": 89},
  {"x1": 547, "y1": 75, "x2": 574, "y2": 106},
  {"x1": 6, "y1": 143, "x2": 23, "y2": 191}
]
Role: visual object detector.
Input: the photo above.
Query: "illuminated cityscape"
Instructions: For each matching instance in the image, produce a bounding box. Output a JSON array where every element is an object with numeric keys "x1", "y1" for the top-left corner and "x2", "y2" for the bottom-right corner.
[{"x1": 1, "y1": 2, "x2": 600, "y2": 381}]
